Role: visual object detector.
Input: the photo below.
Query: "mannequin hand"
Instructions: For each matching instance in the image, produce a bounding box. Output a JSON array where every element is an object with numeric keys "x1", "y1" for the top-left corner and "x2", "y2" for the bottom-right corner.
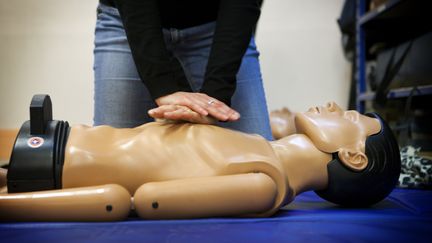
[
  {"x1": 149, "y1": 105, "x2": 217, "y2": 124},
  {"x1": 154, "y1": 92, "x2": 240, "y2": 122}
]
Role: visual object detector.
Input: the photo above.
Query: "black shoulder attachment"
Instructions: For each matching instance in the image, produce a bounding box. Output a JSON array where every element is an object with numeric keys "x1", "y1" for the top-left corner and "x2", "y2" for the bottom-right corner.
[{"x1": 7, "y1": 94, "x2": 69, "y2": 193}]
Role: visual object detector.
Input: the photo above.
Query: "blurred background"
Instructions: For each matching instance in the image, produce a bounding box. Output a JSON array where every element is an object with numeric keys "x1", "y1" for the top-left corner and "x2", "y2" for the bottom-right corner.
[
  {"x1": 0, "y1": 0, "x2": 349, "y2": 129},
  {"x1": 2, "y1": 0, "x2": 431, "y2": 169}
]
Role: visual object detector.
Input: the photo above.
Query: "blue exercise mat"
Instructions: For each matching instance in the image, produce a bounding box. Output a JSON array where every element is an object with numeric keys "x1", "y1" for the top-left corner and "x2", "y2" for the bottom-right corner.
[{"x1": 1, "y1": 188, "x2": 431, "y2": 243}]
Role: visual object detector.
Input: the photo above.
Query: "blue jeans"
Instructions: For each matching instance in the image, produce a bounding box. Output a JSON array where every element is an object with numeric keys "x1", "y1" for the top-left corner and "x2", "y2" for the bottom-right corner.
[{"x1": 93, "y1": 3, "x2": 273, "y2": 140}]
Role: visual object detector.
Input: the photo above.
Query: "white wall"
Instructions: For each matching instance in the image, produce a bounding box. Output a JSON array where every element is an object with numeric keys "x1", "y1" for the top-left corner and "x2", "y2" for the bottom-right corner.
[
  {"x1": 258, "y1": 0, "x2": 350, "y2": 113},
  {"x1": 0, "y1": 0, "x2": 98, "y2": 128},
  {"x1": 0, "y1": 0, "x2": 349, "y2": 129}
]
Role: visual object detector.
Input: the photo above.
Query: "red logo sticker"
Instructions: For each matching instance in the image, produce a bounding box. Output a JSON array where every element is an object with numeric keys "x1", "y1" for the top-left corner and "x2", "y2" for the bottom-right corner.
[{"x1": 27, "y1": 137, "x2": 44, "y2": 148}]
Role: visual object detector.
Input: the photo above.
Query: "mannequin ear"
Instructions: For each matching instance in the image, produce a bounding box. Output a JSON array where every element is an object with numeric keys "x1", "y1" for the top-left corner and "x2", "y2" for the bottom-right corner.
[{"x1": 337, "y1": 148, "x2": 368, "y2": 171}]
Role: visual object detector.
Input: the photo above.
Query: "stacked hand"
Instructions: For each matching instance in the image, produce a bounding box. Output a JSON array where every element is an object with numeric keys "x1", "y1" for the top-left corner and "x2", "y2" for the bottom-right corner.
[
  {"x1": 148, "y1": 92, "x2": 240, "y2": 124},
  {"x1": 149, "y1": 104, "x2": 217, "y2": 124}
]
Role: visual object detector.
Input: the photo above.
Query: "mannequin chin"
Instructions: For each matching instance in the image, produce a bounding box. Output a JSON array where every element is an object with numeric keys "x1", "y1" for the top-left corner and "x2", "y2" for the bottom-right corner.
[{"x1": 0, "y1": 95, "x2": 401, "y2": 221}]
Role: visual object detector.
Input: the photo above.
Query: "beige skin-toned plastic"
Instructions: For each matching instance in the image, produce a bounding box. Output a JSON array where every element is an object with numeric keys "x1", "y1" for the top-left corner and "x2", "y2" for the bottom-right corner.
[
  {"x1": 0, "y1": 102, "x2": 381, "y2": 221},
  {"x1": 0, "y1": 184, "x2": 131, "y2": 221},
  {"x1": 269, "y1": 107, "x2": 297, "y2": 139}
]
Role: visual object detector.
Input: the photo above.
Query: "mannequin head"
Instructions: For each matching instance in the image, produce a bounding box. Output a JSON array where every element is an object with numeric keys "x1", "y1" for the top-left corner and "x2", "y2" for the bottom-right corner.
[
  {"x1": 295, "y1": 102, "x2": 381, "y2": 171},
  {"x1": 269, "y1": 107, "x2": 297, "y2": 139},
  {"x1": 295, "y1": 102, "x2": 400, "y2": 206}
]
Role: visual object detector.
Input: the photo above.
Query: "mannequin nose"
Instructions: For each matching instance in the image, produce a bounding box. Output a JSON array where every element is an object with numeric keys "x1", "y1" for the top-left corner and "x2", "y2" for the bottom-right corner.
[
  {"x1": 325, "y1": 102, "x2": 342, "y2": 112},
  {"x1": 308, "y1": 107, "x2": 320, "y2": 114}
]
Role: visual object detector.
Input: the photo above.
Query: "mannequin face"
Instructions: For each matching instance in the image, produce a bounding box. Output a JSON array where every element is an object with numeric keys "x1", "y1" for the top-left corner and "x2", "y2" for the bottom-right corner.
[
  {"x1": 295, "y1": 102, "x2": 381, "y2": 170},
  {"x1": 295, "y1": 102, "x2": 380, "y2": 152}
]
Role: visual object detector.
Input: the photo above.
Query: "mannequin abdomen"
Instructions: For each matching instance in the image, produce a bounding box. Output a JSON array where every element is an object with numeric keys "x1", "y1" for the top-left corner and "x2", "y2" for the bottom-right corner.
[{"x1": 61, "y1": 123, "x2": 219, "y2": 194}]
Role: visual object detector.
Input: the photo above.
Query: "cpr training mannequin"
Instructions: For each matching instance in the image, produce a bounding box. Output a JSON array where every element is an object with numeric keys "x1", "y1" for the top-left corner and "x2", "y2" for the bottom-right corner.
[
  {"x1": 269, "y1": 107, "x2": 297, "y2": 139},
  {"x1": 0, "y1": 95, "x2": 401, "y2": 221}
]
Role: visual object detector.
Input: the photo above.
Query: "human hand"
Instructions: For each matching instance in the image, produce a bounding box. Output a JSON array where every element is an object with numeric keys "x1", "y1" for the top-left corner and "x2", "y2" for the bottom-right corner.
[
  {"x1": 154, "y1": 92, "x2": 240, "y2": 122},
  {"x1": 148, "y1": 104, "x2": 217, "y2": 124}
]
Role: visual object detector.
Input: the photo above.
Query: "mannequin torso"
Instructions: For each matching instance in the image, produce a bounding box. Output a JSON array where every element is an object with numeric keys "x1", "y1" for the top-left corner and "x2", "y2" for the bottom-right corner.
[{"x1": 63, "y1": 122, "x2": 291, "y2": 217}]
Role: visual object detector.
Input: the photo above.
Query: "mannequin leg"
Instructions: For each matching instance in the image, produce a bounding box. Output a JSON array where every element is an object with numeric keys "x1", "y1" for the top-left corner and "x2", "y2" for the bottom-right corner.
[{"x1": 0, "y1": 184, "x2": 131, "y2": 221}]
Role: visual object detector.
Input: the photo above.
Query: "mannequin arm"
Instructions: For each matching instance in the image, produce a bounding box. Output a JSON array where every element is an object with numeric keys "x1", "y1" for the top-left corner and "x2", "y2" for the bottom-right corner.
[
  {"x1": 134, "y1": 173, "x2": 278, "y2": 219},
  {"x1": 0, "y1": 184, "x2": 131, "y2": 221}
]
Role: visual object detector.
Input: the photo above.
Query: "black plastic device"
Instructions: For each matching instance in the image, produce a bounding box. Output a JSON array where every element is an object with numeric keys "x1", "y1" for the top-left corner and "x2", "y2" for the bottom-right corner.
[{"x1": 7, "y1": 95, "x2": 69, "y2": 193}]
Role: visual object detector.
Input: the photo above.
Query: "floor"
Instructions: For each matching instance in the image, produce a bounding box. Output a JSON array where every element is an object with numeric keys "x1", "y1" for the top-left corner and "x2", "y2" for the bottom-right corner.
[{"x1": 0, "y1": 188, "x2": 430, "y2": 243}]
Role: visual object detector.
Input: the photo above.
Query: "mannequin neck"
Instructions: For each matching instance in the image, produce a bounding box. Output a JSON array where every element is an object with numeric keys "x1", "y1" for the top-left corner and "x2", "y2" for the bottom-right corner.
[{"x1": 270, "y1": 134, "x2": 332, "y2": 196}]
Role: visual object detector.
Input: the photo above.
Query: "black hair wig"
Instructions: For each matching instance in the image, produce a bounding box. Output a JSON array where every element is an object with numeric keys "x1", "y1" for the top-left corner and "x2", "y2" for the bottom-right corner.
[{"x1": 315, "y1": 112, "x2": 401, "y2": 206}]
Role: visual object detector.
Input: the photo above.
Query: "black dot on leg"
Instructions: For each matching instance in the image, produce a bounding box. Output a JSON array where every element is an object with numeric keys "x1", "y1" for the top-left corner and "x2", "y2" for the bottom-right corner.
[
  {"x1": 106, "y1": 205, "x2": 113, "y2": 212},
  {"x1": 152, "y1": 201, "x2": 159, "y2": 209}
]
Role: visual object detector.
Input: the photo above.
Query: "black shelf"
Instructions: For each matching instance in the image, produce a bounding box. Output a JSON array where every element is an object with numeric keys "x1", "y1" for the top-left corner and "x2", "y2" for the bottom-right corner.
[
  {"x1": 355, "y1": 0, "x2": 432, "y2": 113},
  {"x1": 358, "y1": 84, "x2": 432, "y2": 101},
  {"x1": 360, "y1": 0, "x2": 432, "y2": 52}
]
